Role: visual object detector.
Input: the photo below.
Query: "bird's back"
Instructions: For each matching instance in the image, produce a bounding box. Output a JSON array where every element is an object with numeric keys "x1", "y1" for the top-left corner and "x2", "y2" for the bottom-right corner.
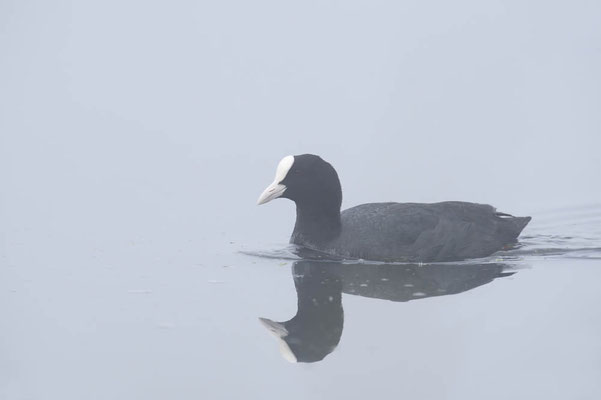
[{"x1": 324, "y1": 201, "x2": 530, "y2": 262}]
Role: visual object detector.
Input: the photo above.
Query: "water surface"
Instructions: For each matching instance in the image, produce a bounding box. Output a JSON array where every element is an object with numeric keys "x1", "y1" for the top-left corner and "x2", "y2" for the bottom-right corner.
[{"x1": 2, "y1": 203, "x2": 600, "y2": 399}]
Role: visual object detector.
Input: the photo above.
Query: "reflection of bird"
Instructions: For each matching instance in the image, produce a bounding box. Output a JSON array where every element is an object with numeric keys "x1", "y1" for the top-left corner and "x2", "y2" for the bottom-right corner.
[
  {"x1": 259, "y1": 265, "x2": 343, "y2": 363},
  {"x1": 260, "y1": 260, "x2": 514, "y2": 363},
  {"x1": 257, "y1": 154, "x2": 531, "y2": 262}
]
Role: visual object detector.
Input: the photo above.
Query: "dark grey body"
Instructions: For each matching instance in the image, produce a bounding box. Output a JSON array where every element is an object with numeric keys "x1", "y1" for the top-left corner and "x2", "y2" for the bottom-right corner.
[{"x1": 291, "y1": 201, "x2": 531, "y2": 262}]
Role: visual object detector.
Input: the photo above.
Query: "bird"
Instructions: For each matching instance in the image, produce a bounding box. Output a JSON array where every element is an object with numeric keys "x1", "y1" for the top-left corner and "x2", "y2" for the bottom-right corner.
[{"x1": 257, "y1": 154, "x2": 531, "y2": 262}]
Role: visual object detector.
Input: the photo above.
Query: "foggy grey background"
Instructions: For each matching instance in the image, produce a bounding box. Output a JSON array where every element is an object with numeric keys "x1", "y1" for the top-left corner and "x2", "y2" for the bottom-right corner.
[{"x1": 1, "y1": 1, "x2": 600, "y2": 399}]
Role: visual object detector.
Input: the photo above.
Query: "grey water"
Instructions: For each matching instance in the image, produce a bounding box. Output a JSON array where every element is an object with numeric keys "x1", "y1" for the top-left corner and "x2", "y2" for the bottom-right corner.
[
  {"x1": 2, "y1": 1, "x2": 601, "y2": 399},
  {"x1": 3, "y1": 196, "x2": 601, "y2": 400}
]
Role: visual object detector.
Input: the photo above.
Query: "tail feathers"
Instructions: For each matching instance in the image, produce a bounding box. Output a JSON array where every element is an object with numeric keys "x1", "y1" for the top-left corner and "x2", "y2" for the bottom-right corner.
[
  {"x1": 497, "y1": 215, "x2": 532, "y2": 240},
  {"x1": 513, "y1": 216, "x2": 532, "y2": 234}
]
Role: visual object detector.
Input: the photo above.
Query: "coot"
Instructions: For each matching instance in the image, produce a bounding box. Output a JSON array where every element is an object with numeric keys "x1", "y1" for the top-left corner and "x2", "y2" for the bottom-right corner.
[{"x1": 257, "y1": 154, "x2": 531, "y2": 262}]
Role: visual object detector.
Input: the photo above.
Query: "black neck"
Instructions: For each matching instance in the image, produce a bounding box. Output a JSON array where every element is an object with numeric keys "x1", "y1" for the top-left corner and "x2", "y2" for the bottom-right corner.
[{"x1": 290, "y1": 203, "x2": 342, "y2": 247}]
